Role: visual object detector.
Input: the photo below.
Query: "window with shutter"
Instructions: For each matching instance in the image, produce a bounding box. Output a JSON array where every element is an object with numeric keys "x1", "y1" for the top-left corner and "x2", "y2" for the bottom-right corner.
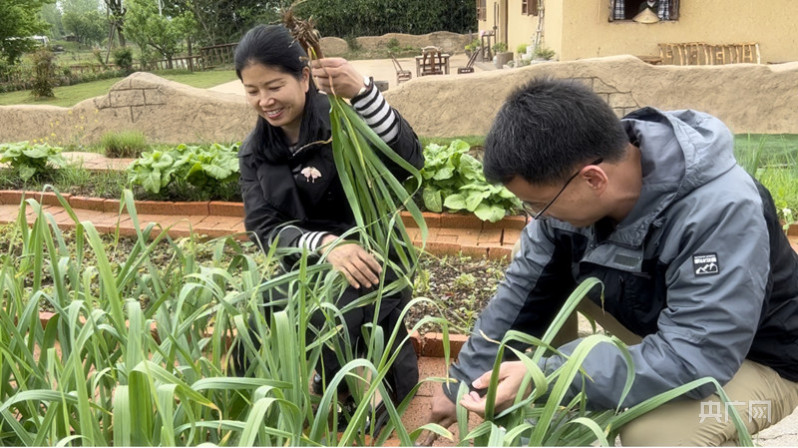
[{"x1": 609, "y1": 0, "x2": 679, "y2": 21}]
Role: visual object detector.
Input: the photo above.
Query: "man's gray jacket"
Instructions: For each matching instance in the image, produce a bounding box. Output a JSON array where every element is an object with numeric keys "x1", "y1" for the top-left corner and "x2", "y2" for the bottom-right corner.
[{"x1": 446, "y1": 108, "x2": 798, "y2": 409}]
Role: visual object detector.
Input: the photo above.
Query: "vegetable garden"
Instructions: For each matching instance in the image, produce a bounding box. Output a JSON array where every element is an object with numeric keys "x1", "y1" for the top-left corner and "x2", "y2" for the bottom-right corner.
[{"x1": 0, "y1": 11, "x2": 795, "y2": 445}]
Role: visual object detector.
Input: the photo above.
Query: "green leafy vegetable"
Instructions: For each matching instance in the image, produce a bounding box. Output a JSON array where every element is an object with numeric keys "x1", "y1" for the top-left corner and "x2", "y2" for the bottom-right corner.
[
  {"x1": 0, "y1": 141, "x2": 66, "y2": 182},
  {"x1": 411, "y1": 140, "x2": 522, "y2": 222}
]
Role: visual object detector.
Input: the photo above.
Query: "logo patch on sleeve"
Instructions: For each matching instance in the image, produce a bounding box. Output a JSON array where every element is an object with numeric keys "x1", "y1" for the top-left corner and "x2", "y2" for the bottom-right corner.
[{"x1": 693, "y1": 253, "x2": 719, "y2": 276}]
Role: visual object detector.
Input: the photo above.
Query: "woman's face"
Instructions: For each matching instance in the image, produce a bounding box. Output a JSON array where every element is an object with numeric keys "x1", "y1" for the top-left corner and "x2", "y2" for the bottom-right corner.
[{"x1": 240, "y1": 62, "x2": 310, "y2": 144}]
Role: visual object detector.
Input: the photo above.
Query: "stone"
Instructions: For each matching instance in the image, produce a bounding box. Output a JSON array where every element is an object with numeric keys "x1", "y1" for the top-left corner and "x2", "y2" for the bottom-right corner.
[
  {"x1": 319, "y1": 37, "x2": 348, "y2": 57},
  {"x1": 592, "y1": 77, "x2": 619, "y2": 94},
  {"x1": 609, "y1": 92, "x2": 639, "y2": 108}
]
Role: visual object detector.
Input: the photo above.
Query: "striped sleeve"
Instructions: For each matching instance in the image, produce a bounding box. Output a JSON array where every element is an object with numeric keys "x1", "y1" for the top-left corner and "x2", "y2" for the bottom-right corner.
[
  {"x1": 272, "y1": 225, "x2": 330, "y2": 253},
  {"x1": 350, "y1": 83, "x2": 400, "y2": 143}
]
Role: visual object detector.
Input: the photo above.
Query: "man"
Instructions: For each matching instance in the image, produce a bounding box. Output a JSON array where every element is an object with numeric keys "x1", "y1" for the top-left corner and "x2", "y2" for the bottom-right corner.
[{"x1": 421, "y1": 78, "x2": 798, "y2": 445}]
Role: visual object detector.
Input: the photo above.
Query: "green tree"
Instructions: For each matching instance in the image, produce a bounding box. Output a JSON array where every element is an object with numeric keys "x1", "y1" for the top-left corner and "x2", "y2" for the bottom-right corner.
[
  {"x1": 293, "y1": 0, "x2": 476, "y2": 38},
  {"x1": 61, "y1": 0, "x2": 102, "y2": 15},
  {"x1": 40, "y1": 3, "x2": 65, "y2": 39},
  {"x1": 31, "y1": 47, "x2": 56, "y2": 97},
  {"x1": 103, "y1": 0, "x2": 126, "y2": 47},
  {"x1": 63, "y1": 10, "x2": 107, "y2": 45},
  {"x1": 166, "y1": 0, "x2": 282, "y2": 46},
  {"x1": 0, "y1": 0, "x2": 54, "y2": 64},
  {"x1": 126, "y1": 0, "x2": 195, "y2": 68}
]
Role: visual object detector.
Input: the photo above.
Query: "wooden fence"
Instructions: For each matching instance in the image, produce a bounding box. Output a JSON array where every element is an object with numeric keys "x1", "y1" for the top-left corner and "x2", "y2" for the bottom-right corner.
[
  {"x1": 658, "y1": 42, "x2": 761, "y2": 66},
  {"x1": 199, "y1": 43, "x2": 237, "y2": 68},
  {"x1": 148, "y1": 55, "x2": 205, "y2": 71}
]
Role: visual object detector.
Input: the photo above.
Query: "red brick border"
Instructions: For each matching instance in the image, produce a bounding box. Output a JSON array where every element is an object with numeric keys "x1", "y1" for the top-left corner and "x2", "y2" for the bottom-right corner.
[
  {"x1": 209, "y1": 201, "x2": 245, "y2": 217},
  {"x1": 409, "y1": 332, "x2": 468, "y2": 358},
  {"x1": 69, "y1": 196, "x2": 106, "y2": 212}
]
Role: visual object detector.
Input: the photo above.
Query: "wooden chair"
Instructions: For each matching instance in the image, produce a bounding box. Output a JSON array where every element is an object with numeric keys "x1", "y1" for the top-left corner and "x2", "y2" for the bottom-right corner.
[
  {"x1": 390, "y1": 53, "x2": 412, "y2": 84},
  {"x1": 420, "y1": 46, "x2": 444, "y2": 76},
  {"x1": 458, "y1": 50, "x2": 480, "y2": 74}
]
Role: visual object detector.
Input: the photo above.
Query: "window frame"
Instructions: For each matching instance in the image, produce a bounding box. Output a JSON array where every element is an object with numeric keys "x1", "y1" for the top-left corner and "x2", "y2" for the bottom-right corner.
[
  {"x1": 609, "y1": 0, "x2": 679, "y2": 22},
  {"x1": 477, "y1": 0, "x2": 487, "y2": 21},
  {"x1": 522, "y1": 0, "x2": 539, "y2": 16}
]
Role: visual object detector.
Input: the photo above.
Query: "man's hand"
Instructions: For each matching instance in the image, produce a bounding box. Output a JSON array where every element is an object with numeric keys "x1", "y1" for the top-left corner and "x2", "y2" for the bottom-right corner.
[
  {"x1": 321, "y1": 234, "x2": 381, "y2": 289},
  {"x1": 458, "y1": 361, "x2": 530, "y2": 418},
  {"x1": 417, "y1": 384, "x2": 457, "y2": 446},
  {"x1": 310, "y1": 58, "x2": 367, "y2": 99}
]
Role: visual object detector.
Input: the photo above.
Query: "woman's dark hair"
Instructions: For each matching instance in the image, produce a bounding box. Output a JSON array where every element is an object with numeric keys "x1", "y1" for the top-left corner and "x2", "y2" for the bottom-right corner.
[
  {"x1": 482, "y1": 77, "x2": 629, "y2": 185},
  {"x1": 235, "y1": 24, "x2": 325, "y2": 163}
]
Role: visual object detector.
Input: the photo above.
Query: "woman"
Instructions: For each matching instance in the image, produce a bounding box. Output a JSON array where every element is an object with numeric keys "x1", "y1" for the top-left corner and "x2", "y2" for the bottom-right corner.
[{"x1": 234, "y1": 24, "x2": 422, "y2": 414}]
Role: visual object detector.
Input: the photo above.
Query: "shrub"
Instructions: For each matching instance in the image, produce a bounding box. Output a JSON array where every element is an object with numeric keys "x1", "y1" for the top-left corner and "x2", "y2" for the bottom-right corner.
[
  {"x1": 491, "y1": 41, "x2": 508, "y2": 53},
  {"x1": 92, "y1": 47, "x2": 108, "y2": 69},
  {"x1": 516, "y1": 43, "x2": 529, "y2": 55},
  {"x1": 31, "y1": 49, "x2": 57, "y2": 98},
  {"x1": 386, "y1": 37, "x2": 400, "y2": 52},
  {"x1": 0, "y1": 141, "x2": 66, "y2": 181},
  {"x1": 113, "y1": 47, "x2": 135, "y2": 74},
  {"x1": 344, "y1": 35, "x2": 362, "y2": 52},
  {"x1": 534, "y1": 46, "x2": 556, "y2": 60},
  {"x1": 138, "y1": 48, "x2": 160, "y2": 70},
  {"x1": 101, "y1": 130, "x2": 148, "y2": 158},
  {"x1": 465, "y1": 39, "x2": 480, "y2": 53}
]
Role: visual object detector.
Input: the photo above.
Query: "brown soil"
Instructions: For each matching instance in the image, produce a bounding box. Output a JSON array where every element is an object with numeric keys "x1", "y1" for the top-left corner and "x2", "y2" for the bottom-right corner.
[{"x1": 406, "y1": 253, "x2": 509, "y2": 335}]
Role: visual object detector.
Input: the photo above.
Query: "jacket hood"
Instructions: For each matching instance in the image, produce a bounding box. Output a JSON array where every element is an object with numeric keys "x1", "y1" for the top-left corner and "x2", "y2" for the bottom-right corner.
[{"x1": 612, "y1": 107, "x2": 737, "y2": 247}]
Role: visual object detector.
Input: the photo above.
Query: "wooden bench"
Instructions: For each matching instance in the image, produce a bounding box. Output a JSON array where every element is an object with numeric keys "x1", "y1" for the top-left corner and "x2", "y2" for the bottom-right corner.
[{"x1": 657, "y1": 42, "x2": 760, "y2": 66}]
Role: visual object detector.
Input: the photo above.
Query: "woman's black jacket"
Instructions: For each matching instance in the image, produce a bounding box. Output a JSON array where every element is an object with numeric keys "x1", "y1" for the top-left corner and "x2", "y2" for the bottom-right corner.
[{"x1": 238, "y1": 92, "x2": 424, "y2": 263}]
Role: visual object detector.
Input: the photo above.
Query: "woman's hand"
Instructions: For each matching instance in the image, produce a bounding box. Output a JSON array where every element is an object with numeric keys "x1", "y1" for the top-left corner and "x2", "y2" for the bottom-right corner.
[
  {"x1": 311, "y1": 58, "x2": 368, "y2": 99},
  {"x1": 321, "y1": 234, "x2": 382, "y2": 289}
]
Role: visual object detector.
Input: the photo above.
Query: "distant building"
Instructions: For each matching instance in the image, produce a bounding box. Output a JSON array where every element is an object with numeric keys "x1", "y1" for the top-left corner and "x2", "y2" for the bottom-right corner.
[
  {"x1": 477, "y1": 0, "x2": 797, "y2": 64},
  {"x1": 31, "y1": 35, "x2": 50, "y2": 47}
]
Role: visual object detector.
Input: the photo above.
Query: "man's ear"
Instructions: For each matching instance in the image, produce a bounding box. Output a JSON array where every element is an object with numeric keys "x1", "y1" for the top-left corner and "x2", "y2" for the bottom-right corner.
[{"x1": 582, "y1": 165, "x2": 608, "y2": 193}]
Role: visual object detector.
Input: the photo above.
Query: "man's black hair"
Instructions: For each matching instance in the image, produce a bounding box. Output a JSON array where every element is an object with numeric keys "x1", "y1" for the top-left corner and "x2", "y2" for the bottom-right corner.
[{"x1": 482, "y1": 77, "x2": 629, "y2": 185}]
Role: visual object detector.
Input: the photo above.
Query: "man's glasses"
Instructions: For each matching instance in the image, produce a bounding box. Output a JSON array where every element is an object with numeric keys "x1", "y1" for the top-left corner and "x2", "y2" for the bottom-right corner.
[{"x1": 522, "y1": 158, "x2": 603, "y2": 220}]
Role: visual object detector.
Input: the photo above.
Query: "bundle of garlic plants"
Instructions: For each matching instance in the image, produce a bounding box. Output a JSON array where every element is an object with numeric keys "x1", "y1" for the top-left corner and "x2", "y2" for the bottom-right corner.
[
  {"x1": 440, "y1": 277, "x2": 754, "y2": 446},
  {"x1": 0, "y1": 188, "x2": 442, "y2": 446}
]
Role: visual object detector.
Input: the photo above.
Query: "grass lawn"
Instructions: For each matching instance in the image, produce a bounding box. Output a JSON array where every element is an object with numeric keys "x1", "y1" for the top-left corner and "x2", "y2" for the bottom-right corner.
[
  {"x1": 734, "y1": 134, "x2": 798, "y2": 219},
  {"x1": 0, "y1": 69, "x2": 238, "y2": 108},
  {"x1": 734, "y1": 133, "x2": 798, "y2": 160}
]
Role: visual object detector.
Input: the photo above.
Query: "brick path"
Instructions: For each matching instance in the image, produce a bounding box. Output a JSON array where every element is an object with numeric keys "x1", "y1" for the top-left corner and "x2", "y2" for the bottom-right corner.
[
  {"x1": 0, "y1": 192, "x2": 247, "y2": 240},
  {"x1": 0, "y1": 195, "x2": 526, "y2": 257}
]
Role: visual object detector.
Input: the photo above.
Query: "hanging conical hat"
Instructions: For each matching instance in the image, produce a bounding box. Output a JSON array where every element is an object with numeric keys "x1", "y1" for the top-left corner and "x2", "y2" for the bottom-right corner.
[{"x1": 633, "y1": 8, "x2": 660, "y2": 23}]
